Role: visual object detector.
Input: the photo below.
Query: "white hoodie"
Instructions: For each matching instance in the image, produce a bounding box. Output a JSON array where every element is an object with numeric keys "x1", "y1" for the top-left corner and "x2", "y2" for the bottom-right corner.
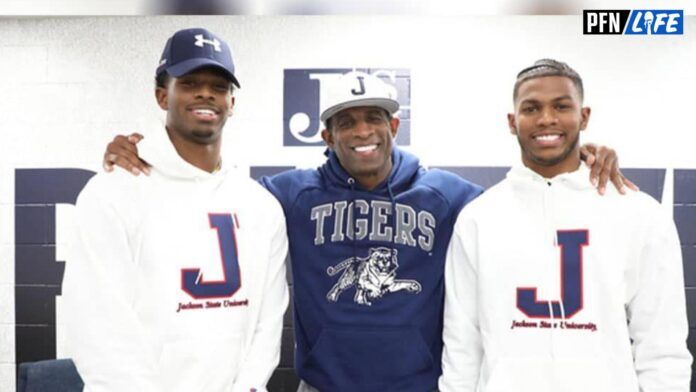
[
  {"x1": 62, "y1": 129, "x2": 289, "y2": 392},
  {"x1": 439, "y1": 164, "x2": 691, "y2": 392}
]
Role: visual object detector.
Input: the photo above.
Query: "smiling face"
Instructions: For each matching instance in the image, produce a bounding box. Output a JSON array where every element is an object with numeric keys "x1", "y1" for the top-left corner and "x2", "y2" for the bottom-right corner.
[
  {"x1": 156, "y1": 67, "x2": 235, "y2": 146},
  {"x1": 322, "y1": 106, "x2": 399, "y2": 190},
  {"x1": 508, "y1": 75, "x2": 591, "y2": 178}
]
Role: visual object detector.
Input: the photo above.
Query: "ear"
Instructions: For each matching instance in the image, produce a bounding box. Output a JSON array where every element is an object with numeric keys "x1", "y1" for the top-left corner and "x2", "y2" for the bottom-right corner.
[
  {"x1": 389, "y1": 117, "x2": 400, "y2": 139},
  {"x1": 321, "y1": 128, "x2": 334, "y2": 149},
  {"x1": 507, "y1": 113, "x2": 517, "y2": 135},
  {"x1": 155, "y1": 87, "x2": 168, "y2": 110},
  {"x1": 579, "y1": 106, "x2": 591, "y2": 131},
  {"x1": 227, "y1": 96, "x2": 236, "y2": 118}
]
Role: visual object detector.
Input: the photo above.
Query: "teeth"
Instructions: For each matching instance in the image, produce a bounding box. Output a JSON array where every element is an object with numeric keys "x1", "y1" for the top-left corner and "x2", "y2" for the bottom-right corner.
[
  {"x1": 354, "y1": 145, "x2": 377, "y2": 152},
  {"x1": 194, "y1": 109, "x2": 215, "y2": 116},
  {"x1": 535, "y1": 134, "x2": 560, "y2": 141}
]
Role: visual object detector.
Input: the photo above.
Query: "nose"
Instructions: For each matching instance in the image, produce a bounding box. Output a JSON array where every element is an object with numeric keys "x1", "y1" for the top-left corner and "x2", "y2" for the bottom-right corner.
[
  {"x1": 352, "y1": 118, "x2": 374, "y2": 138},
  {"x1": 537, "y1": 106, "x2": 558, "y2": 127},
  {"x1": 194, "y1": 83, "x2": 215, "y2": 100}
]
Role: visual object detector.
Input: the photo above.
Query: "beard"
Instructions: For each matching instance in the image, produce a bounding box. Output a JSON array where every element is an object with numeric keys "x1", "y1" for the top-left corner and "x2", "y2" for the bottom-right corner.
[{"x1": 191, "y1": 129, "x2": 215, "y2": 140}]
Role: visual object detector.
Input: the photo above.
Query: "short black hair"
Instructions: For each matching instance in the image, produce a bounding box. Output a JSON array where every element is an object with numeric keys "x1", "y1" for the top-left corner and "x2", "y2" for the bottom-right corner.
[
  {"x1": 513, "y1": 59, "x2": 584, "y2": 102},
  {"x1": 154, "y1": 68, "x2": 236, "y2": 93}
]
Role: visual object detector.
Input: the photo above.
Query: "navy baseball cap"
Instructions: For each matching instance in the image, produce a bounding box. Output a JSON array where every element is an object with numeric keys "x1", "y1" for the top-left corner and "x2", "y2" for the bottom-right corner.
[{"x1": 156, "y1": 28, "x2": 240, "y2": 88}]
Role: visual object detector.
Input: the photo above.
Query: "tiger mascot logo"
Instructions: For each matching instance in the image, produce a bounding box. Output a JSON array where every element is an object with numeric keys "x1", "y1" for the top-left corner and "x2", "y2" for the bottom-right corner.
[{"x1": 325, "y1": 247, "x2": 422, "y2": 306}]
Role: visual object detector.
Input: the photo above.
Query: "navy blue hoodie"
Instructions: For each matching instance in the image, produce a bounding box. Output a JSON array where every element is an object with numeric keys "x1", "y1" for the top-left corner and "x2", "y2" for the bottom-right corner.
[{"x1": 261, "y1": 148, "x2": 482, "y2": 392}]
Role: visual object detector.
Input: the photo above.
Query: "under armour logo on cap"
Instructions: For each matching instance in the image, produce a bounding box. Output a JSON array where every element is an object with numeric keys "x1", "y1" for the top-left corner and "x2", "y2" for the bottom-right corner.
[
  {"x1": 156, "y1": 27, "x2": 240, "y2": 88},
  {"x1": 194, "y1": 34, "x2": 221, "y2": 52}
]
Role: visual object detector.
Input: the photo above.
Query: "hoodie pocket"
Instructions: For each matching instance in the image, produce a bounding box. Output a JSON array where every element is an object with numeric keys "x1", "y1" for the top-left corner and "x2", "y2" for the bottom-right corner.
[{"x1": 302, "y1": 327, "x2": 434, "y2": 387}]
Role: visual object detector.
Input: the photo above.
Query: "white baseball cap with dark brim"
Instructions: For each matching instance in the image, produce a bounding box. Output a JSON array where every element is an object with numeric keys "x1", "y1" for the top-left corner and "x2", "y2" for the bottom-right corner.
[{"x1": 320, "y1": 71, "x2": 399, "y2": 124}]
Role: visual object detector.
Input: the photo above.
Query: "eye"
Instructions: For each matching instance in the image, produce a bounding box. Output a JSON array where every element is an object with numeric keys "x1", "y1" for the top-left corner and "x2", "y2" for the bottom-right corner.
[
  {"x1": 336, "y1": 119, "x2": 354, "y2": 129},
  {"x1": 213, "y1": 84, "x2": 229, "y2": 92},
  {"x1": 521, "y1": 106, "x2": 537, "y2": 114},
  {"x1": 556, "y1": 103, "x2": 571, "y2": 111}
]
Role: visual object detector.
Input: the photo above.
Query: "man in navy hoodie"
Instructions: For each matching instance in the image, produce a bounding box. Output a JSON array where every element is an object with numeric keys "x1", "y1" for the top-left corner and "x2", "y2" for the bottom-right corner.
[
  {"x1": 261, "y1": 71, "x2": 483, "y2": 391},
  {"x1": 103, "y1": 71, "x2": 633, "y2": 391}
]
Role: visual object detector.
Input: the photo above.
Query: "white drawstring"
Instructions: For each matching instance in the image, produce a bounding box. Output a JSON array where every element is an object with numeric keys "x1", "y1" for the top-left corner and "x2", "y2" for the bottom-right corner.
[{"x1": 545, "y1": 179, "x2": 558, "y2": 361}]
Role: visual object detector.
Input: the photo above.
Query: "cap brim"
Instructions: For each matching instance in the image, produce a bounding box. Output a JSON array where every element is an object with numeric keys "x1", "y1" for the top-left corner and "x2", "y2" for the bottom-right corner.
[
  {"x1": 320, "y1": 98, "x2": 399, "y2": 123},
  {"x1": 164, "y1": 58, "x2": 240, "y2": 88}
]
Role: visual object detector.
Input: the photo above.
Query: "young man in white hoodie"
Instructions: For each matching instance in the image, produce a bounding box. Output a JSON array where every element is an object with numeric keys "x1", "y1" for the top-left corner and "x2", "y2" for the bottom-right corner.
[
  {"x1": 62, "y1": 28, "x2": 289, "y2": 392},
  {"x1": 439, "y1": 59, "x2": 691, "y2": 392}
]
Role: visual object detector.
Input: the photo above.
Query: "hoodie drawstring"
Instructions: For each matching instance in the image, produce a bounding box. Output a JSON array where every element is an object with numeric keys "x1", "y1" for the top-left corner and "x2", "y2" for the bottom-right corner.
[
  {"x1": 386, "y1": 180, "x2": 398, "y2": 265},
  {"x1": 544, "y1": 179, "x2": 558, "y2": 360},
  {"x1": 347, "y1": 177, "x2": 357, "y2": 263}
]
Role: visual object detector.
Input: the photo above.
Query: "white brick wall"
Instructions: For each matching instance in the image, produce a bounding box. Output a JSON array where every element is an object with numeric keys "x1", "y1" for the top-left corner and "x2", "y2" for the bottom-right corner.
[
  {"x1": 2, "y1": 16, "x2": 695, "y2": 168},
  {"x1": 0, "y1": 365, "x2": 15, "y2": 392},
  {"x1": 0, "y1": 0, "x2": 145, "y2": 15},
  {"x1": 0, "y1": 317, "x2": 14, "y2": 359},
  {"x1": 0, "y1": 246, "x2": 12, "y2": 286}
]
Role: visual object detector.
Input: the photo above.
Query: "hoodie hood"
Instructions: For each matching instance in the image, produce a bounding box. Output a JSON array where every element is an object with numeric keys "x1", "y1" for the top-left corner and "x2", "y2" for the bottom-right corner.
[
  {"x1": 138, "y1": 127, "x2": 228, "y2": 181},
  {"x1": 318, "y1": 147, "x2": 421, "y2": 195},
  {"x1": 506, "y1": 163, "x2": 594, "y2": 192}
]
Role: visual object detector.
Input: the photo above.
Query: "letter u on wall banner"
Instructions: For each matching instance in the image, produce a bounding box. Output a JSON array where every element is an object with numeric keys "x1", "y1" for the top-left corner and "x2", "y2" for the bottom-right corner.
[{"x1": 283, "y1": 68, "x2": 411, "y2": 146}]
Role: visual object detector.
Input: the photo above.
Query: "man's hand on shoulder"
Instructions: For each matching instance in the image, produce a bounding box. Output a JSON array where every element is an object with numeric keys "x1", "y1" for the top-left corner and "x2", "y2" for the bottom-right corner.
[
  {"x1": 580, "y1": 143, "x2": 638, "y2": 196},
  {"x1": 103, "y1": 133, "x2": 150, "y2": 176}
]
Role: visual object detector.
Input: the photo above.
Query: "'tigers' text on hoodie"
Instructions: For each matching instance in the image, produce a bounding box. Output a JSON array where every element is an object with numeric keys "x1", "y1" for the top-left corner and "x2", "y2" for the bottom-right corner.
[{"x1": 310, "y1": 200, "x2": 436, "y2": 251}]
